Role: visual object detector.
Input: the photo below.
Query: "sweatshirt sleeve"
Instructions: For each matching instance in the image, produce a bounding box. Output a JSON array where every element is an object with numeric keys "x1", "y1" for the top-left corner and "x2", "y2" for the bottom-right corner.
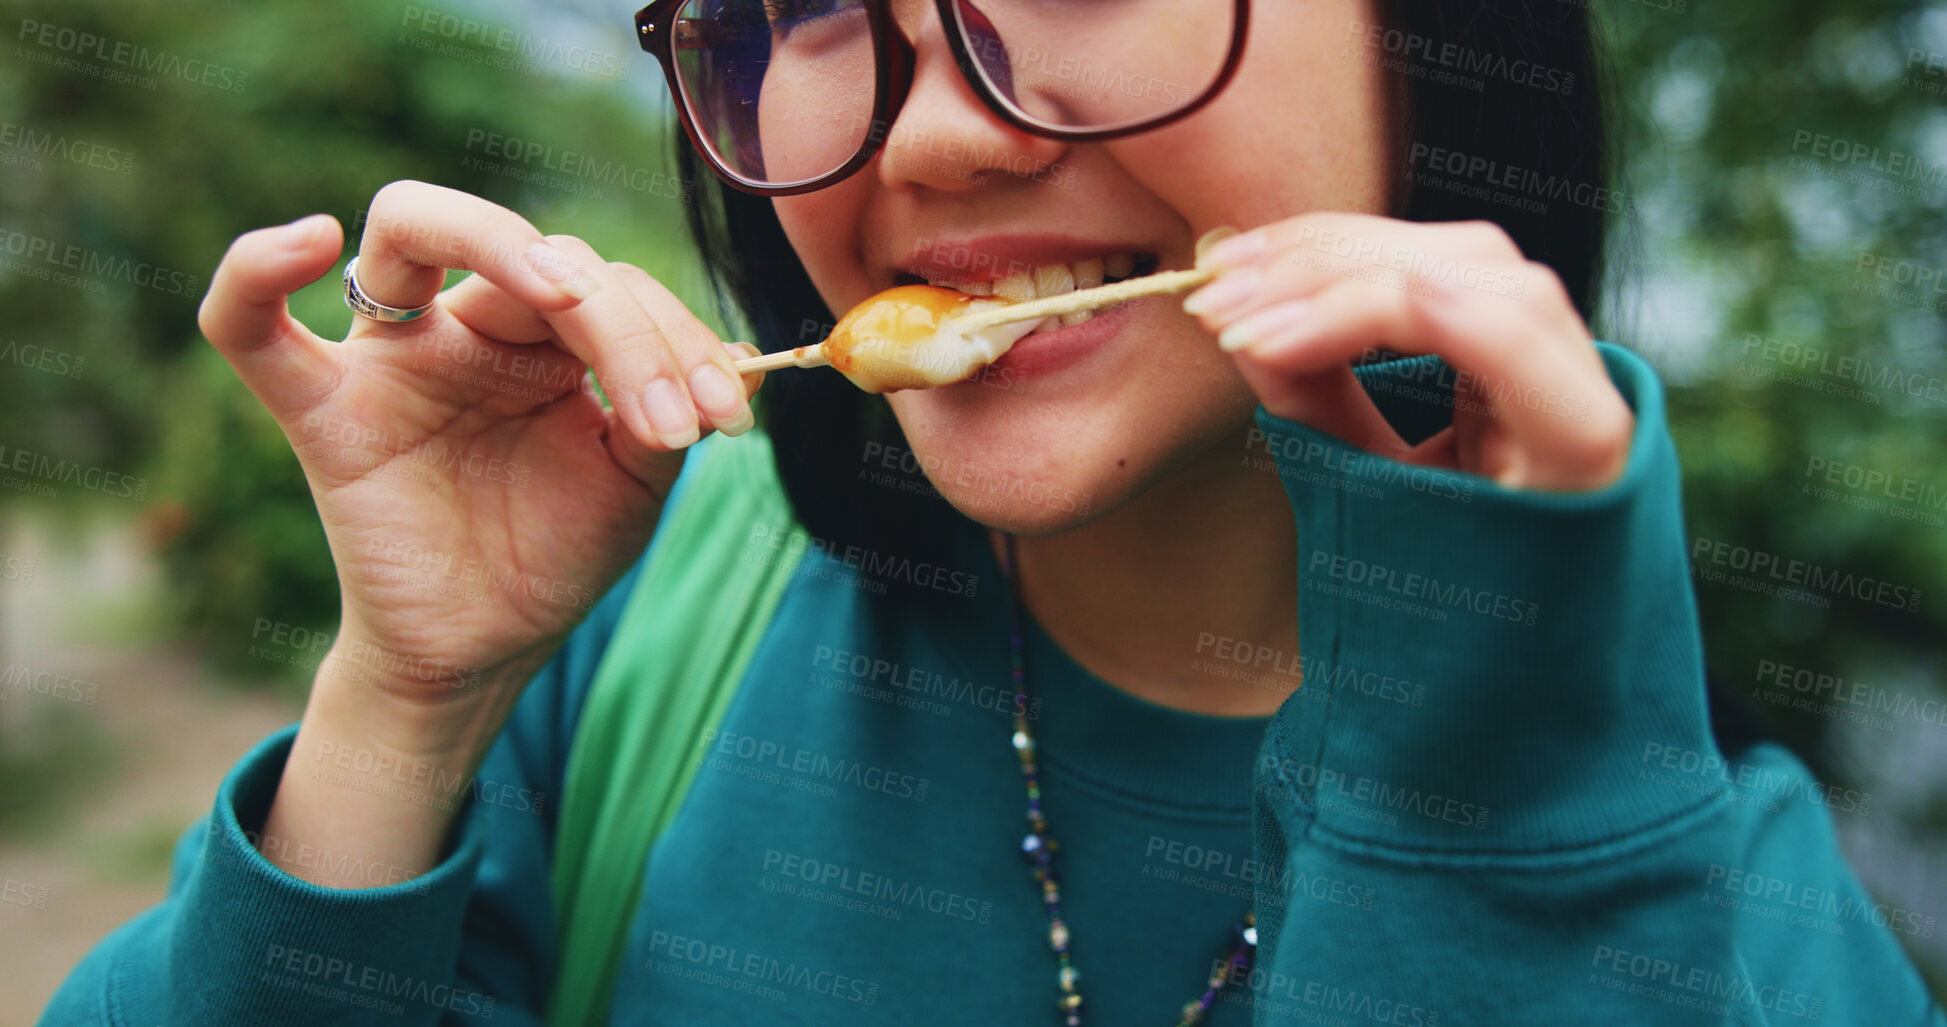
[
  {"x1": 34, "y1": 486, "x2": 680, "y2": 1026},
  {"x1": 1245, "y1": 343, "x2": 1943, "y2": 1026}
]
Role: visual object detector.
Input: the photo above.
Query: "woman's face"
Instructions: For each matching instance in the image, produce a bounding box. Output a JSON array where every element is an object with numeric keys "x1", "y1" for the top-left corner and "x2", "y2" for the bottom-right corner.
[{"x1": 770, "y1": 0, "x2": 1392, "y2": 534}]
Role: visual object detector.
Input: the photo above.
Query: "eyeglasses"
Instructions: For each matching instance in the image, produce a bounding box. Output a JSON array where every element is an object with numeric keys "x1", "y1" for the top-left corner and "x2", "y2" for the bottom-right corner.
[{"x1": 635, "y1": 0, "x2": 1250, "y2": 195}]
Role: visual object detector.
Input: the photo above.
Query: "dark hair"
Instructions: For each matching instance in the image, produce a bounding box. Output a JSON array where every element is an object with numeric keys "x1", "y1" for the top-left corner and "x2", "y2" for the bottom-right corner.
[
  {"x1": 674, "y1": 1, "x2": 1770, "y2": 756},
  {"x1": 678, "y1": 1, "x2": 1613, "y2": 564}
]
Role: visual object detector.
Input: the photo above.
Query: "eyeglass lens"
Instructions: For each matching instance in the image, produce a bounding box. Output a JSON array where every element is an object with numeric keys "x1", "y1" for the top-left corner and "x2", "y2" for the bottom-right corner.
[{"x1": 668, "y1": 0, "x2": 1237, "y2": 187}]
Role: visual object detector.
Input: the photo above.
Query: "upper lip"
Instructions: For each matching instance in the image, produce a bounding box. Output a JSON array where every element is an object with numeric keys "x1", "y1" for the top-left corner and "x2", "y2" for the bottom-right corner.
[{"x1": 887, "y1": 233, "x2": 1156, "y2": 288}]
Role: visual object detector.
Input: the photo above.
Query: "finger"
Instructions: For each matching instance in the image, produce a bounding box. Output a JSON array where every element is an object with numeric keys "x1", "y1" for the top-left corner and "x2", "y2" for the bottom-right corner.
[
  {"x1": 438, "y1": 271, "x2": 555, "y2": 344},
  {"x1": 600, "y1": 342, "x2": 757, "y2": 488},
  {"x1": 352, "y1": 180, "x2": 599, "y2": 319},
  {"x1": 730, "y1": 341, "x2": 768, "y2": 399},
  {"x1": 1229, "y1": 358, "x2": 1409, "y2": 459},
  {"x1": 1227, "y1": 275, "x2": 1631, "y2": 489},
  {"x1": 602, "y1": 256, "x2": 755, "y2": 438},
  {"x1": 533, "y1": 236, "x2": 754, "y2": 446},
  {"x1": 198, "y1": 214, "x2": 346, "y2": 422},
  {"x1": 1188, "y1": 215, "x2": 1528, "y2": 329}
]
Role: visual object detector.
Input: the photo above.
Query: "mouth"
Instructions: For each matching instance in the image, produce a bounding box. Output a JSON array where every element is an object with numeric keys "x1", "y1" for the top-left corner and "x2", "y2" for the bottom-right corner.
[{"x1": 890, "y1": 244, "x2": 1161, "y2": 334}]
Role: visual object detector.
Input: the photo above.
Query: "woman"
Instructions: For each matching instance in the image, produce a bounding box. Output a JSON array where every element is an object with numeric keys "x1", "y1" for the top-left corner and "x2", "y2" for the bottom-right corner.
[{"x1": 40, "y1": 0, "x2": 1941, "y2": 1024}]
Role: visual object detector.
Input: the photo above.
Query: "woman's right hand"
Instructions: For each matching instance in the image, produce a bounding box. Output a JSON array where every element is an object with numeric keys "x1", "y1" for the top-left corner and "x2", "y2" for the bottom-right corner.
[{"x1": 200, "y1": 182, "x2": 759, "y2": 828}]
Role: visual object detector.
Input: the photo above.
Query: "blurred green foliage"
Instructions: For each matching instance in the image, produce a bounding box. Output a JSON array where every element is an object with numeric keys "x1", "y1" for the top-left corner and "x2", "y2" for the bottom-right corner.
[
  {"x1": 1, "y1": 0, "x2": 709, "y2": 679},
  {"x1": 1600, "y1": 1, "x2": 1947, "y2": 769},
  {"x1": 0, "y1": 0, "x2": 1940, "y2": 991}
]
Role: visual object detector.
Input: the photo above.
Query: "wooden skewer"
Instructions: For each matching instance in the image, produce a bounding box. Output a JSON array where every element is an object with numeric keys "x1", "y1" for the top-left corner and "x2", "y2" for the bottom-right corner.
[
  {"x1": 951, "y1": 267, "x2": 1216, "y2": 331},
  {"x1": 728, "y1": 227, "x2": 1240, "y2": 376},
  {"x1": 729, "y1": 267, "x2": 1219, "y2": 376},
  {"x1": 734, "y1": 344, "x2": 829, "y2": 375}
]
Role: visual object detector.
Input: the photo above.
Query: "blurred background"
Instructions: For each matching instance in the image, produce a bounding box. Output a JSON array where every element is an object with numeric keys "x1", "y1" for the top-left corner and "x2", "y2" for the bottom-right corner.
[{"x1": 0, "y1": 0, "x2": 1941, "y2": 1020}]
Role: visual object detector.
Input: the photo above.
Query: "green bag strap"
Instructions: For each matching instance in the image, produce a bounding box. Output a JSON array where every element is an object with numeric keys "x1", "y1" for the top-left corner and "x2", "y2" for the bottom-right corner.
[{"x1": 545, "y1": 431, "x2": 807, "y2": 1027}]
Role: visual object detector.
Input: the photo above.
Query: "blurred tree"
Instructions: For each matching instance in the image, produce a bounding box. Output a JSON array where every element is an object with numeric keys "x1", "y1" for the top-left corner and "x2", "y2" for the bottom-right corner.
[{"x1": 0, "y1": 0, "x2": 702, "y2": 681}]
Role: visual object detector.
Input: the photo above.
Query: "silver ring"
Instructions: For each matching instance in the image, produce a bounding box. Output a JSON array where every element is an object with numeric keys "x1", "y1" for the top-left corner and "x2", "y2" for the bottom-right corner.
[{"x1": 342, "y1": 256, "x2": 436, "y2": 323}]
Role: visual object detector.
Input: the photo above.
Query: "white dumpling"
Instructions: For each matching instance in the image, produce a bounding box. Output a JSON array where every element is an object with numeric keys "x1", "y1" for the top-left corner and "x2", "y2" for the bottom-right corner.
[{"x1": 825, "y1": 285, "x2": 1044, "y2": 393}]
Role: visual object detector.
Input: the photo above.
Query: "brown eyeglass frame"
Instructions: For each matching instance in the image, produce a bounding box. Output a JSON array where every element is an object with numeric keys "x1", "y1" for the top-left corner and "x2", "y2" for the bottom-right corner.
[{"x1": 634, "y1": 0, "x2": 1251, "y2": 196}]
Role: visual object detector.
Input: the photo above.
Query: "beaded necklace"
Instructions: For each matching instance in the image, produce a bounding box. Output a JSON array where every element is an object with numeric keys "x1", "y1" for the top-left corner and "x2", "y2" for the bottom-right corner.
[{"x1": 1000, "y1": 533, "x2": 1257, "y2": 1026}]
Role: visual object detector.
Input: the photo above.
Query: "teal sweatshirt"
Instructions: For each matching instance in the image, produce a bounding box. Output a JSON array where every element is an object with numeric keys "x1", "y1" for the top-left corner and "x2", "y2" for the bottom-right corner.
[{"x1": 39, "y1": 345, "x2": 1944, "y2": 1025}]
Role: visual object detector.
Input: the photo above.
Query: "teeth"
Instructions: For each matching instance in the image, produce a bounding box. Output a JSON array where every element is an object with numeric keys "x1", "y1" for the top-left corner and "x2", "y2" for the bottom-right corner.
[
  {"x1": 1072, "y1": 257, "x2": 1104, "y2": 290},
  {"x1": 1059, "y1": 308, "x2": 1094, "y2": 327},
  {"x1": 1033, "y1": 263, "x2": 1075, "y2": 298},
  {"x1": 921, "y1": 252, "x2": 1140, "y2": 299},
  {"x1": 993, "y1": 271, "x2": 1036, "y2": 302}
]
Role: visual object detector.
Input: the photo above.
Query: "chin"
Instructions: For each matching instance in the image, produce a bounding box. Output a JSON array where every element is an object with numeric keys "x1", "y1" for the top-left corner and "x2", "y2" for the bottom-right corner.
[{"x1": 885, "y1": 321, "x2": 1260, "y2": 538}]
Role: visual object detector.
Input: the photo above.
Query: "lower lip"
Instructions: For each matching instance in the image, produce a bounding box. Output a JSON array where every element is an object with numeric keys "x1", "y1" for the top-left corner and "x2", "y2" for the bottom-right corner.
[{"x1": 980, "y1": 297, "x2": 1149, "y2": 382}]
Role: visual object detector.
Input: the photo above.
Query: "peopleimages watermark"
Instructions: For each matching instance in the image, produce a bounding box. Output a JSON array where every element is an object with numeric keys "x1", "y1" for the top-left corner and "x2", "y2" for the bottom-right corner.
[
  {"x1": 1345, "y1": 18, "x2": 1577, "y2": 94},
  {"x1": 461, "y1": 129, "x2": 693, "y2": 203},
  {"x1": 0, "y1": 547, "x2": 34, "y2": 583},
  {"x1": 1403, "y1": 142, "x2": 1634, "y2": 217},
  {"x1": 0, "y1": 227, "x2": 201, "y2": 297},
  {"x1": 697, "y1": 728, "x2": 930, "y2": 802},
  {"x1": 1588, "y1": 945, "x2": 1823, "y2": 1021},
  {"x1": 399, "y1": 5, "x2": 630, "y2": 81},
  {"x1": 1786, "y1": 130, "x2": 1946, "y2": 202},
  {"x1": 261, "y1": 943, "x2": 496, "y2": 1018},
  {"x1": 249, "y1": 617, "x2": 484, "y2": 692},
  {"x1": 1703, "y1": 863, "x2": 1937, "y2": 939},
  {"x1": 1801, "y1": 455, "x2": 1946, "y2": 528},
  {"x1": 647, "y1": 931, "x2": 880, "y2": 1006},
  {"x1": 1261, "y1": 754, "x2": 1490, "y2": 829},
  {"x1": 310, "y1": 740, "x2": 544, "y2": 815},
  {"x1": 0, "y1": 443, "x2": 149, "y2": 502},
  {"x1": 1243, "y1": 426, "x2": 1476, "y2": 503},
  {"x1": 15, "y1": 18, "x2": 248, "y2": 93},
  {"x1": 745, "y1": 521, "x2": 980, "y2": 599},
  {"x1": 297, "y1": 412, "x2": 534, "y2": 489},
  {"x1": 1690, "y1": 536, "x2": 1923, "y2": 614},
  {"x1": 1750, "y1": 659, "x2": 1947, "y2": 733},
  {"x1": 1909, "y1": 47, "x2": 1947, "y2": 96},
  {"x1": 1352, "y1": 345, "x2": 1592, "y2": 423},
  {"x1": 1219, "y1": 968, "x2": 1442, "y2": 1026},
  {"x1": 1638, "y1": 741, "x2": 1872, "y2": 817},
  {"x1": 857, "y1": 441, "x2": 1092, "y2": 515},
  {"x1": 0, "y1": 338, "x2": 85, "y2": 379},
  {"x1": 1283, "y1": 224, "x2": 1532, "y2": 301},
  {"x1": 758, "y1": 848, "x2": 994, "y2": 925},
  {"x1": 0, "y1": 121, "x2": 133, "y2": 175},
  {"x1": 0, "y1": 663, "x2": 100, "y2": 706},
  {"x1": 223, "y1": 822, "x2": 431, "y2": 895},
  {"x1": 1190, "y1": 631, "x2": 1425, "y2": 707},
  {"x1": 1, "y1": 875, "x2": 48, "y2": 910},
  {"x1": 1854, "y1": 251, "x2": 1947, "y2": 313},
  {"x1": 796, "y1": 314, "x2": 1027, "y2": 395},
  {"x1": 356, "y1": 209, "x2": 590, "y2": 293},
  {"x1": 809, "y1": 644, "x2": 1032, "y2": 721},
  {"x1": 1306, "y1": 551, "x2": 1541, "y2": 627},
  {"x1": 1733, "y1": 332, "x2": 1944, "y2": 407},
  {"x1": 1142, "y1": 834, "x2": 1381, "y2": 914}
]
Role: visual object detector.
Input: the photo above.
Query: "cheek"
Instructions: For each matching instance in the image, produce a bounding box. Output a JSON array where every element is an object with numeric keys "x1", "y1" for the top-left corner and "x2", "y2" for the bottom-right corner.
[
  {"x1": 772, "y1": 184, "x2": 874, "y2": 315},
  {"x1": 885, "y1": 324, "x2": 1260, "y2": 532},
  {"x1": 1100, "y1": 0, "x2": 1393, "y2": 233}
]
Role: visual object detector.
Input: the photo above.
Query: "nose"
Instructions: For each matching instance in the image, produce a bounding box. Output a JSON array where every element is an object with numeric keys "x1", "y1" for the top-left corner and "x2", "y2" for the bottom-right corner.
[{"x1": 874, "y1": 1, "x2": 1069, "y2": 193}]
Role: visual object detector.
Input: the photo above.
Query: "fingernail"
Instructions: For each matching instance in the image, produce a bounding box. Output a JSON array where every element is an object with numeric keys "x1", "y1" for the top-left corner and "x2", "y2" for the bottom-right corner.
[
  {"x1": 1182, "y1": 267, "x2": 1263, "y2": 318},
  {"x1": 284, "y1": 214, "x2": 327, "y2": 251},
  {"x1": 524, "y1": 241, "x2": 599, "y2": 301},
  {"x1": 1206, "y1": 230, "x2": 1269, "y2": 269},
  {"x1": 640, "y1": 378, "x2": 700, "y2": 449},
  {"x1": 688, "y1": 364, "x2": 753, "y2": 437},
  {"x1": 1218, "y1": 300, "x2": 1311, "y2": 352}
]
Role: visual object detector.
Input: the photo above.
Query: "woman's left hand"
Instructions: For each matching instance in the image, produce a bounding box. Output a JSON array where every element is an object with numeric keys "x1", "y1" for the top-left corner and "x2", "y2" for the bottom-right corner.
[{"x1": 1182, "y1": 213, "x2": 1634, "y2": 493}]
